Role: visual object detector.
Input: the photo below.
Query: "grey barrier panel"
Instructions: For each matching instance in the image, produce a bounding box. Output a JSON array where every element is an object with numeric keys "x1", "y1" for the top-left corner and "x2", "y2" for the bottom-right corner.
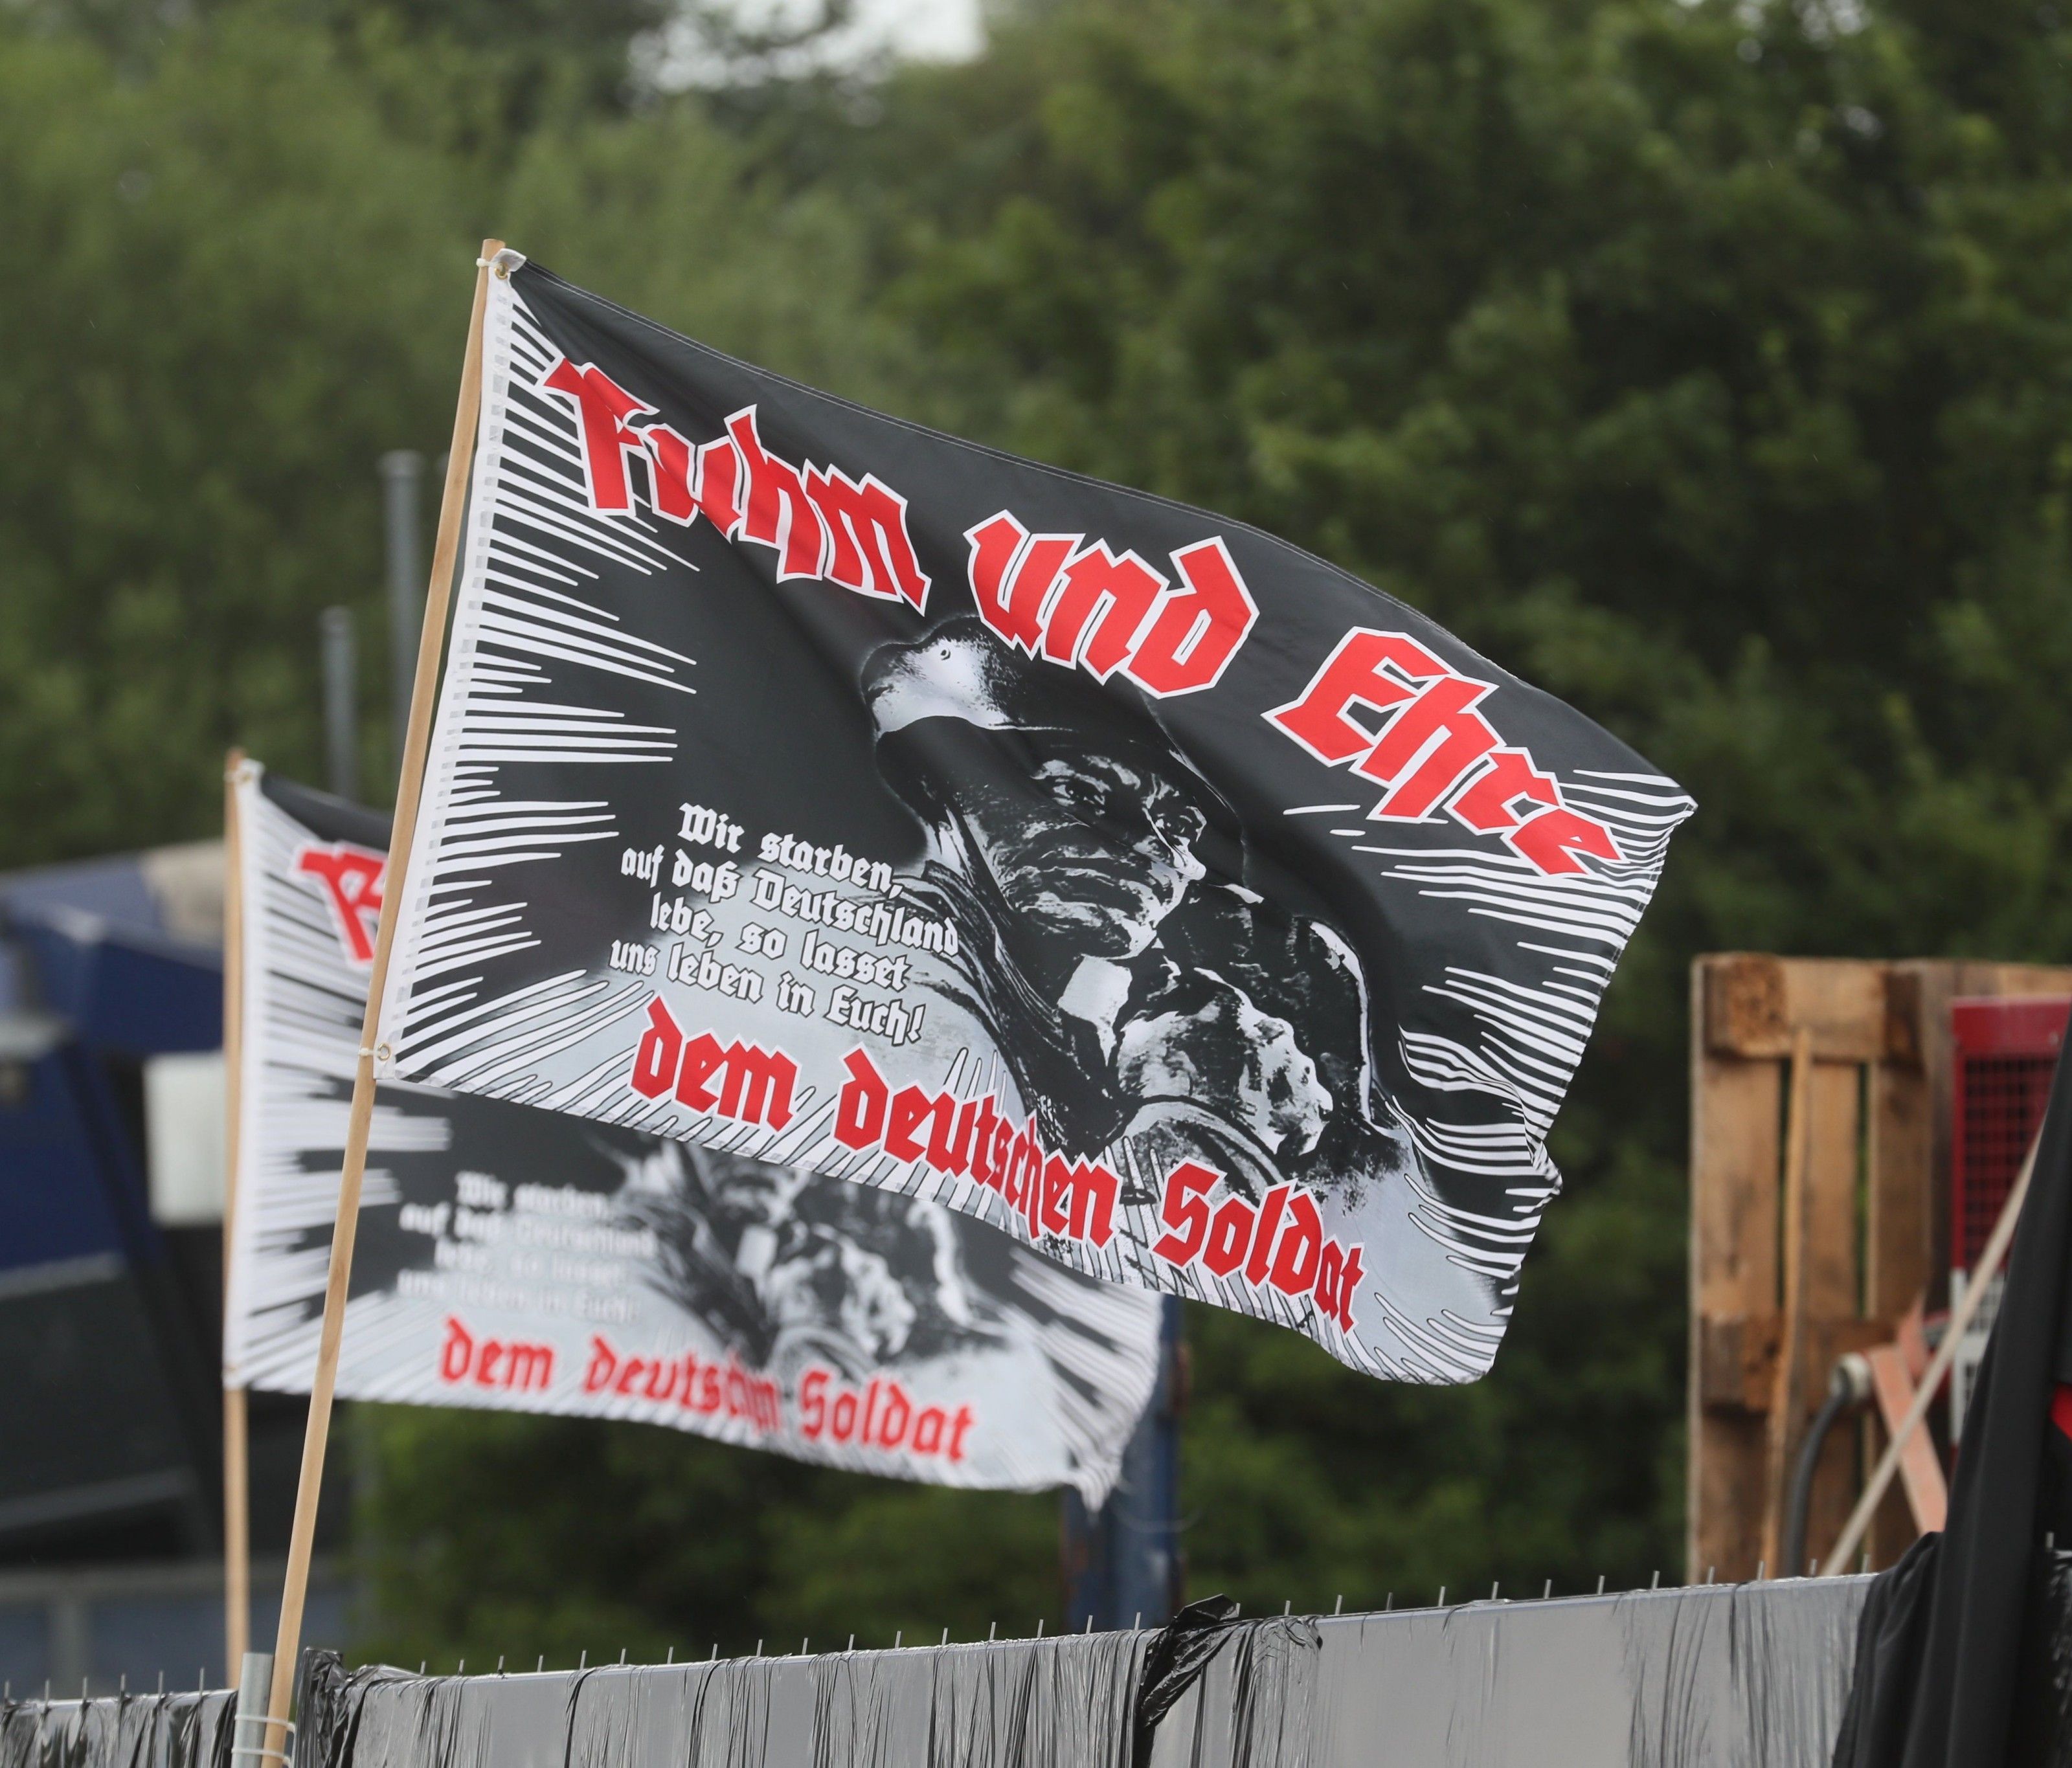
[
  {"x1": 299, "y1": 1633, "x2": 1147, "y2": 1768},
  {"x1": 0, "y1": 1576, "x2": 1880, "y2": 1768},
  {"x1": 1144, "y1": 1578, "x2": 1875, "y2": 1768},
  {"x1": 289, "y1": 1576, "x2": 1874, "y2": 1768}
]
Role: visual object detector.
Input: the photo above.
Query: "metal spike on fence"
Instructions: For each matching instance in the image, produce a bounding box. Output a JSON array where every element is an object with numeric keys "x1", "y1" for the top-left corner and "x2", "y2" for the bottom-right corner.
[
  {"x1": 497, "y1": 1657, "x2": 506, "y2": 1675},
  {"x1": 847, "y1": 1636, "x2": 855, "y2": 1653},
  {"x1": 536, "y1": 1657, "x2": 545, "y2": 1673},
  {"x1": 1595, "y1": 1575, "x2": 1606, "y2": 1595},
  {"x1": 894, "y1": 1633, "x2": 902, "y2": 1650},
  {"x1": 1650, "y1": 1571, "x2": 1660, "y2": 1589},
  {"x1": 1490, "y1": 1583, "x2": 1499, "y2": 1602},
  {"x1": 1085, "y1": 1616, "x2": 1094, "y2": 1633},
  {"x1": 756, "y1": 1640, "x2": 764, "y2": 1657},
  {"x1": 119, "y1": 1676, "x2": 127, "y2": 1697},
  {"x1": 989, "y1": 1622, "x2": 997, "y2": 1641},
  {"x1": 1035, "y1": 1620, "x2": 1044, "y2": 1637},
  {"x1": 419, "y1": 1663, "x2": 427, "y2": 1676},
  {"x1": 618, "y1": 1650, "x2": 626, "y2": 1666},
  {"x1": 1283, "y1": 1600, "x2": 1292, "y2": 1615},
  {"x1": 1861, "y1": 1552, "x2": 1871, "y2": 1574},
  {"x1": 1706, "y1": 1566, "x2": 1716, "y2": 1584},
  {"x1": 664, "y1": 1649, "x2": 671, "y2": 1666},
  {"x1": 1384, "y1": 1594, "x2": 1393, "y2": 1611},
  {"x1": 1542, "y1": 1580, "x2": 1553, "y2": 1600},
  {"x1": 157, "y1": 1673, "x2": 164, "y2": 1695},
  {"x1": 709, "y1": 1644, "x2": 718, "y2": 1661},
  {"x1": 1133, "y1": 1612, "x2": 1142, "y2": 1629},
  {"x1": 1755, "y1": 1561, "x2": 1766, "y2": 1582},
  {"x1": 939, "y1": 1630, "x2": 948, "y2": 1647},
  {"x1": 800, "y1": 1640, "x2": 809, "y2": 1656},
  {"x1": 577, "y1": 1652, "x2": 586, "y2": 1671},
  {"x1": 1436, "y1": 1587, "x2": 1445, "y2": 1608},
  {"x1": 456, "y1": 1659, "x2": 464, "y2": 1675},
  {"x1": 1334, "y1": 1595, "x2": 1344, "y2": 1615}
]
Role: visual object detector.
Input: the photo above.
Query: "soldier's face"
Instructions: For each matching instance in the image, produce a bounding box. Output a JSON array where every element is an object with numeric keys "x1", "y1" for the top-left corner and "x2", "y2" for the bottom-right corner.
[{"x1": 953, "y1": 739, "x2": 1208, "y2": 962}]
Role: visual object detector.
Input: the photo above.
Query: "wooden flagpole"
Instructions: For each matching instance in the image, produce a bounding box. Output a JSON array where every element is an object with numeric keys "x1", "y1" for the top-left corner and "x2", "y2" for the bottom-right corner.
[
  {"x1": 222, "y1": 748, "x2": 250, "y2": 1672},
  {"x1": 261, "y1": 240, "x2": 502, "y2": 1754}
]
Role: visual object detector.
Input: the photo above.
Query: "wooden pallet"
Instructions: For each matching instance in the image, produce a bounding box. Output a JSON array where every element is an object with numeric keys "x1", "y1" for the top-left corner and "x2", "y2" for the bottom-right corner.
[{"x1": 1687, "y1": 954, "x2": 2072, "y2": 1581}]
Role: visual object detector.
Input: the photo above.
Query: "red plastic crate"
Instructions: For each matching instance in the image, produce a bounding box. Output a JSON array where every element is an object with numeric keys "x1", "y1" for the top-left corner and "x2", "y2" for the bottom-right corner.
[{"x1": 1952, "y1": 996, "x2": 2070, "y2": 1271}]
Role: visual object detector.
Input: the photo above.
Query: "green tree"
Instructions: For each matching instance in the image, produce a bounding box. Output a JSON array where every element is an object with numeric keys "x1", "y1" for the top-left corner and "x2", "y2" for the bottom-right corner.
[
  {"x1": 0, "y1": 2, "x2": 895, "y2": 861},
  {"x1": 350, "y1": 1404, "x2": 1061, "y2": 1666},
  {"x1": 0, "y1": 8, "x2": 468, "y2": 859},
  {"x1": 868, "y1": 0, "x2": 2072, "y2": 1605}
]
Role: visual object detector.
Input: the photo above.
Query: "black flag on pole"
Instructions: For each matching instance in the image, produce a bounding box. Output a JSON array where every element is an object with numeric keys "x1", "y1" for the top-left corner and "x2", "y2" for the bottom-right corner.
[
  {"x1": 227, "y1": 763, "x2": 1162, "y2": 1499},
  {"x1": 374, "y1": 249, "x2": 1694, "y2": 1381}
]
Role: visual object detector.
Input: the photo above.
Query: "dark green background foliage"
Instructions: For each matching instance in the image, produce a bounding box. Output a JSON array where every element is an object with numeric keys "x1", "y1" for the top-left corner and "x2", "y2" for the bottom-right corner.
[{"x1": 6, "y1": 0, "x2": 2071, "y2": 1662}]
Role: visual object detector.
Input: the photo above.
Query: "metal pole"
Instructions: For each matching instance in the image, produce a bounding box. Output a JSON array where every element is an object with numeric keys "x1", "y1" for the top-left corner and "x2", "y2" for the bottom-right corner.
[
  {"x1": 1064, "y1": 1295, "x2": 1184, "y2": 1629},
  {"x1": 319, "y1": 609, "x2": 358, "y2": 802},
  {"x1": 378, "y1": 451, "x2": 423, "y2": 780},
  {"x1": 233, "y1": 1653, "x2": 272, "y2": 1764}
]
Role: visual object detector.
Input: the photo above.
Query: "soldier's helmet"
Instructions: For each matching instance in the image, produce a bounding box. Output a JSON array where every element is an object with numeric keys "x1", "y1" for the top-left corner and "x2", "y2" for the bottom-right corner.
[{"x1": 861, "y1": 616, "x2": 1241, "y2": 867}]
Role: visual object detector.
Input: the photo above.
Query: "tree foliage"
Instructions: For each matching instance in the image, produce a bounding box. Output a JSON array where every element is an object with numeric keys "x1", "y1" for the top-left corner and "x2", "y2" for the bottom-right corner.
[
  {"x1": 861, "y1": 0, "x2": 2072, "y2": 1609},
  {"x1": 7, "y1": 0, "x2": 2072, "y2": 1659}
]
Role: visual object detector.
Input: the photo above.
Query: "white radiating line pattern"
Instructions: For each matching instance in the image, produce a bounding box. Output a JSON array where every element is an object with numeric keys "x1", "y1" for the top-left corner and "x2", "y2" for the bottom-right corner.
[
  {"x1": 378, "y1": 280, "x2": 694, "y2": 1090},
  {"x1": 223, "y1": 780, "x2": 451, "y2": 1387},
  {"x1": 223, "y1": 774, "x2": 1162, "y2": 1501},
  {"x1": 1344, "y1": 770, "x2": 1696, "y2": 1351}
]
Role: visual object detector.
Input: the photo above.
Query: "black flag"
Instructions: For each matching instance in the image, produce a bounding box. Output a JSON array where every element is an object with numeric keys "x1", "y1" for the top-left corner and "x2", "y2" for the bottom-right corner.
[{"x1": 375, "y1": 249, "x2": 1693, "y2": 1381}]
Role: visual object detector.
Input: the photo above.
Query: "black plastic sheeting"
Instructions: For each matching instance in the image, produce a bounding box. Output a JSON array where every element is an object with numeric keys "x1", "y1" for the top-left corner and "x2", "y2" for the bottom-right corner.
[
  {"x1": 0, "y1": 1578, "x2": 1884, "y2": 1768},
  {"x1": 1140, "y1": 1580, "x2": 1873, "y2": 1767},
  {"x1": 280, "y1": 1577, "x2": 1874, "y2": 1768},
  {"x1": 2012, "y1": 1545, "x2": 2072, "y2": 1764},
  {"x1": 297, "y1": 1630, "x2": 1145, "y2": 1768},
  {"x1": 0, "y1": 1688, "x2": 234, "y2": 1768}
]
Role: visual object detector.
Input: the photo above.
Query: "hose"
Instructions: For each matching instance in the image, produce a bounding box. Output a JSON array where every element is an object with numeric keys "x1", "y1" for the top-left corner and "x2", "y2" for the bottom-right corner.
[{"x1": 1783, "y1": 1352, "x2": 1873, "y2": 1578}]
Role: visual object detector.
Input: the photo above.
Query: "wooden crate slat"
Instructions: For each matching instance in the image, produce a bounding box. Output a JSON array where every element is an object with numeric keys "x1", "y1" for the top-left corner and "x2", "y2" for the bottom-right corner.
[
  {"x1": 1801, "y1": 1057, "x2": 1864, "y2": 1573},
  {"x1": 1704, "y1": 954, "x2": 1897, "y2": 1061},
  {"x1": 1689, "y1": 956, "x2": 1783, "y2": 1582}
]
